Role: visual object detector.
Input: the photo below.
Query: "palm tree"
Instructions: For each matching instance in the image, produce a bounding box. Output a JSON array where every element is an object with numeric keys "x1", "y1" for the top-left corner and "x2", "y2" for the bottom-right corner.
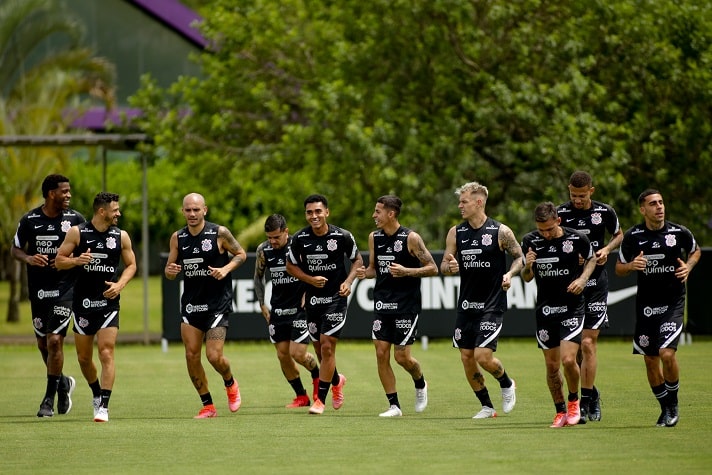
[{"x1": 0, "y1": 0, "x2": 116, "y2": 322}]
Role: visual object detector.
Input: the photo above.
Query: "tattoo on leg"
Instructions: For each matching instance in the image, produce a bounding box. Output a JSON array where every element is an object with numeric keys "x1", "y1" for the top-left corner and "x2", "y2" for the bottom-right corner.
[
  {"x1": 407, "y1": 361, "x2": 422, "y2": 380},
  {"x1": 547, "y1": 371, "x2": 564, "y2": 403},
  {"x1": 206, "y1": 327, "x2": 226, "y2": 340},
  {"x1": 304, "y1": 353, "x2": 316, "y2": 370},
  {"x1": 472, "y1": 372, "x2": 486, "y2": 386},
  {"x1": 490, "y1": 362, "x2": 504, "y2": 379},
  {"x1": 191, "y1": 375, "x2": 204, "y2": 391}
]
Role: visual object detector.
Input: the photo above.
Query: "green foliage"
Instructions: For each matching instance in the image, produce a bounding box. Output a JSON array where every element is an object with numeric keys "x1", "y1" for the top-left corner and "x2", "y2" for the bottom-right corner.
[{"x1": 131, "y1": 0, "x2": 712, "y2": 247}]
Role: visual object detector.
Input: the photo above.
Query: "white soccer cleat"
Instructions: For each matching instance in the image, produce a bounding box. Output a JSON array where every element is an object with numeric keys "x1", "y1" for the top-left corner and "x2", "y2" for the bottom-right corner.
[
  {"x1": 473, "y1": 406, "x2": 497, "y2": 419},
  {"x1": 501, "y1": 379, "x2": 516, "y2": 414},
  {"x1": 94, "y1": 406, "x2": 109, "y2": 423},
  {"x1": 379, "y1": 405, "x2": 403, "y2": 417},
  {"x1": 414, "y1": 382, "x2": 428, "y2": 413}
]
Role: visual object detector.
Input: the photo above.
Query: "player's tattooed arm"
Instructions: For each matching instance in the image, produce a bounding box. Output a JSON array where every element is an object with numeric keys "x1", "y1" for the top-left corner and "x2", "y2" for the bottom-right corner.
[{"x1": 219, "y1": 226, "x2": 247, "y2": 269}]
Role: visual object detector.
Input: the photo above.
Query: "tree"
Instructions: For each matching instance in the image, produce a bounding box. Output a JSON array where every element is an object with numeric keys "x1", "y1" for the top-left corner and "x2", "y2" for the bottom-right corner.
[
  {"x1": 131, "y1": 0, "x2": 712, "y2": 249},
  {"x1": 0, "y1": 0, "x2": 115, "y2": 322}
]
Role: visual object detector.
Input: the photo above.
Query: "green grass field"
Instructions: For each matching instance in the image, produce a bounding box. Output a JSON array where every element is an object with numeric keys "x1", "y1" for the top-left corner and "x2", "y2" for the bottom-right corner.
[
  {"x1": 2, "y1": 278, "x2": 711, "y2": 473},
  {"x1": 1, "y1": 338, "x2": 711, "y2": 474}
]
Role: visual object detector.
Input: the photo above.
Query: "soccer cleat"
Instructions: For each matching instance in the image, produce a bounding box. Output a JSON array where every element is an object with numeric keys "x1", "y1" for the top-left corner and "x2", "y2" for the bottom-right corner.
[
  {"x1": 501, "y1": 379, "x2": 516, "y2": 414},
  {"x1": 414, "y1": 381, "x2": 428, "y2": 413},
  {"x1": 92, "y1": 397, "x2": 102, "y2": 419},
  {"x1": 312, "y1": 378, "x2": 319, "y2": 403},
  {"x1": 578, "y1": 402, "x2": 588, "y2": 424},
  {"x1": 308, "y1": 399, "x2": 325, "y2": 415},
  {"x1": 286, "y1": 394, "x2": 310, "y2": 408},
  {"x1": 37, "y1": 397, "x2": 54, "y2": 418},
  {"x1": 94, "y1": 406, "x2": 109, "y2": 422},
  {"x1": 588, "y1": 393, "x2": 601, "y2": 421},
  {"x1": 566, "y1": 400, "x2": 581, "y2": 426},
  {"x1": 665, "y1": 403, "x2": 679, "y2": 427},
  {"x1": 226, "y1": 382, "x2": 241, "y2": 412},
  {"x1": 194, "y1": 404, "x2": 217, "y2": 419},
  {"x1": 379, "y1": 405, "x2": 403, "y2": 417},
  {"x1": 550, "y1": 412, "x2": 567, "y2": 428},
  {"x1": 331, "y1": 374, "x2": 346, "y2": 410},
  {"x1": 57, "y1": 375, "x2": 76, "y2": 415},
  {"x1": 656, "y1": 409, "x2": 667, "y2": 427},
  {"x1": 473, "y1": 406, "x2": 497, "y2": 419}
]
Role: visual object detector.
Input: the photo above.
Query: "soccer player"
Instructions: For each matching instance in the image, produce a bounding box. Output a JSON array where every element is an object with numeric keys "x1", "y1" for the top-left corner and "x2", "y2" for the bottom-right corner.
[
  {"x1": 12, "y1": 174, "x2": 85, "y2": 417},
  {"x1": 441, "y1": 182, "x2": 523, "y2": 419},
  {"x1": 355, "y1": 195, "x2": 438, "y2": 417},
  {"x1": 521, "y1": 202, "x2": 597, "y2": 428},
  {"x1": 286, "y1": 194, "x2": 363, "y2": 415},
  {"x1": 254, "y1": 214, "x2": 320, "y2": 408},
  {"x1": 557, "y1": 171, "x2": 622, "y2": 422},
  {"x1": 56, "y1": 192, "x2": 137, "y2": 422},
  {"x1": 615, "y1": 189, "x2": 700, "y2": 427},
  {"x1": 164, "y1": 193, "x2": 247, "y2": 419}
]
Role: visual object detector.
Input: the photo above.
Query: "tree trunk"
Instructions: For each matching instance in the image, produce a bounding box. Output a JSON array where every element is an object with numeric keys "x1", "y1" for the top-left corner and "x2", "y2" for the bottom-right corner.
[{"x1": 6, "y1": 256, "x2": 20, "y2": 323}]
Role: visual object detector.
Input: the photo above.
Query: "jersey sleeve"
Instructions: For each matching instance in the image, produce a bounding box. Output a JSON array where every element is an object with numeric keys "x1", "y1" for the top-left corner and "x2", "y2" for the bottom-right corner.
[{"x1": 12, "y1": 218, "x2": 28, "y2": 249}]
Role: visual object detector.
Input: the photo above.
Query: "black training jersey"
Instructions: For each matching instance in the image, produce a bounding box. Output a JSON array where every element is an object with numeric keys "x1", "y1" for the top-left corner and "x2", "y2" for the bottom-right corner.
[
  {"x1": 177, "y1": 222, "x2": 233, "y2": 316},
  {"x1": 373, "y1": 226, "x2": 421, "y2": 314},
  {"x1": 72, "y1": 222, "x2": 123, "y2": 315},
  {"x1": 521, "y1": 227, "x2": 593, "y2": 316},
  {"x1": 287, "y1": 224, "x2": 360, "y2": 304},
  {"x1": 257, "y1": 237, "x2": 305, "y2": 315},
  {"x1": 557, "y1": 200, "x2": 620, "y2": 280},
  {"x1": 13, "y1": 206, "x2": 85, "y2": 303},
  {"x1": 618, "y1": 221, "x2": 698, "y2": 305},
  {"x1": 455, "y1": 218, "x2": 508, "y2": 314}
]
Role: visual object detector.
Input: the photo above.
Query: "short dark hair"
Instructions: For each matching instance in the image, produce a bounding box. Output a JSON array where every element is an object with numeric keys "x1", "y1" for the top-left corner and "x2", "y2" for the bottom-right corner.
[
  {"x1": 41, "y1": 174, "x2": 70, "y2": 198},
  {"x1": 377, "y1": 195, "x2": 402, "y2": 217},
  {"x1": 264, "y1": 214, "x2": 287, "y2": 232},
  {"x1": 638, "y1": 188, "x2": 661, "y2": 205},
  {"x1": 304, "y1": 194, "x2": 328, "y2": 209},
  {"x1": 93, "y1": 191, "x2": 119, "y2": 212},
  {"x1": 569, "y1": 171, "x2": 592, "y2": 188},
  {"x1": 534, "y1": 202, "x2": 558, "y2": 222}
]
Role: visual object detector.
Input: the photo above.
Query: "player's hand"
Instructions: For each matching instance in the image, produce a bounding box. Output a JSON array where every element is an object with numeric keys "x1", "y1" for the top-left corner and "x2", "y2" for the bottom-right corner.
[
  {"x1": 208, "y1": 265, "x2": 229, "y2": 280},
  {"x1": 355, "y1": 265, "x2": 367, "y2": 279},
  {"x1": 339, "y1": 281, "x2": 352, "y2": 297},
  {"x1": 103, "y1": 280, "x2": 123, "y2": 299},
  {"x1": 501, "y1": 273, "x2": 512, "y2": 291},
  {"x1": 630, "y1": 251, "x2": 647, "y2": 271},
  {"x1": 675, "y1": 258, "x2": 690, "y2": 283},
  {"x1": 525, "y1": 247, "x2": 537, "y2": 268},
  {"x1": 165, "y1": 262, "x2": 182, "y2": 277},
  {"x1": 444, "y1": 253, "x2": 459, "y2": 274},
  {"x1": 26, "y1": 253, "x2": 49, "y2": 267},
  {"x1": 595, "y1": 248, "x2": 609, "y2": 265},
  {"x1": 389, "y1": 263, "x2": 408, "y2": 277},
  {"x1": 312, "y1": 276, "x2": 328, "y2": 288},
  {"x1": 567, "y1": 277, "x2": 586, "y2": 295},
  {"x1": 74, "y1": 248, "x2": 93, "y2": 266}
]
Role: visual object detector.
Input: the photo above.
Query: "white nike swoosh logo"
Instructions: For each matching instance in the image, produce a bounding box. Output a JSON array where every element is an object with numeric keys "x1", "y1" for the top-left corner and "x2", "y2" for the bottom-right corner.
[
  {"x1": 638, "y1": 241, "x2": 648, "y2": 245},
  {"x1": 87, "y1": 240, "x2": 95, "y2": 244},
  {"x1": 34, "y1": 225, "x2": 43, "y2": 229},
  {"x1": 566, "y1": 218, "x2": 576, "y2": 222},
  {"x1": 607, "y1": 286, "x2": 637, "y2": 305},
  {"x1": 182, "y1": 246, "x2": 191, "y2": 250},
  {"x1": 304, "y1": 244, "x2": 313, "y2": 247}
]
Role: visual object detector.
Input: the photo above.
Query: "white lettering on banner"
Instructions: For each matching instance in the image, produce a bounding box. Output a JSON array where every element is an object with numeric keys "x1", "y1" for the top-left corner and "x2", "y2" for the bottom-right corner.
[
  {"x1": 422, "y1": 276, "x2": 459, "y2": 310},
  {"x1": 507, "y1": 277, "x2": 538, "y2": 309},
  {"x1": 235, "y1": 279, "x2": 260, "y2": 312},
  {"x1": 356, "y1": 278, "x2": 375, "y2": 310}
]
